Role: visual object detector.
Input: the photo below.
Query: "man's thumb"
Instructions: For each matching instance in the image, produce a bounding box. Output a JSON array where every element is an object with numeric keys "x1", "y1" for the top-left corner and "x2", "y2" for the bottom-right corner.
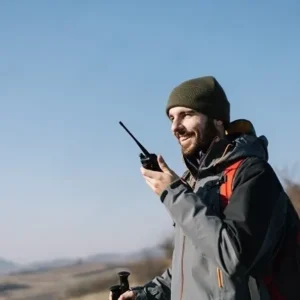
[
  {"x1": 118, "y1": 290, "x2": 135, "y2": 299},
  {"x1": 157, "y1": 155, "x2": 170, "y2": 172}
]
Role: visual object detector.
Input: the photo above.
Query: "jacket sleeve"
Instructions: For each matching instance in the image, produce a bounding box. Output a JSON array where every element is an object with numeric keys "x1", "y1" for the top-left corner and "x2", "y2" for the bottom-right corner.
[
  {"x1": 131, "y1": 268, "x2": 172, "y2": 300},
  {"x1": 160, "y1": 157, "x2": 287, "y2": 277}
]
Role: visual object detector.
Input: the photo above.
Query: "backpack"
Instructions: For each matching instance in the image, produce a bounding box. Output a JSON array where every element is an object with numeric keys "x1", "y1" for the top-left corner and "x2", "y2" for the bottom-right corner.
[{"x1": 220, "y1": 159, "x2": 300, "y2": 300}]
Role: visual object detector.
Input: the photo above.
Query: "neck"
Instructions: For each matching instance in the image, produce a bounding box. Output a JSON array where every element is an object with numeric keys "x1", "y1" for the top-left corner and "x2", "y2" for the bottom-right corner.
[{"x1": 183, "y1": 135, "x2": 230, "y2": 177}]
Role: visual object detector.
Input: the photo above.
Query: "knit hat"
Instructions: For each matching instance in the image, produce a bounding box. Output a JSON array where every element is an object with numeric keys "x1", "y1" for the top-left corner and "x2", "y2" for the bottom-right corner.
[{"x1": 166, "y1": 76, "x2": 230, "y2": 124}]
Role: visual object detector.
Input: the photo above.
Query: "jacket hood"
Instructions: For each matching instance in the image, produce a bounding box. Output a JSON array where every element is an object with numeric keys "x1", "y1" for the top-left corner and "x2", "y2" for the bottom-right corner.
[{"x1": 183, "y1": 133, "x2": 269, "y2": 177}]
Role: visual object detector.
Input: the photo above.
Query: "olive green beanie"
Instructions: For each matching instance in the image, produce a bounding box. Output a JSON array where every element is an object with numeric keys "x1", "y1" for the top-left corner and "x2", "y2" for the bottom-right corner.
[{"x1": 166, "y1": 76, "x2": 230, "y2": 124}]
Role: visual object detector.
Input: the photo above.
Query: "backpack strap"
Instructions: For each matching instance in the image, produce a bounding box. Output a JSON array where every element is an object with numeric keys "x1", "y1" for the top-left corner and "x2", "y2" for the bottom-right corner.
[
  {"x1": 220, "y1": 158, "x2": 263, "y2": 298},
  {"x1": 219, "y1": 159, "x2": 245, "y2": 209}
]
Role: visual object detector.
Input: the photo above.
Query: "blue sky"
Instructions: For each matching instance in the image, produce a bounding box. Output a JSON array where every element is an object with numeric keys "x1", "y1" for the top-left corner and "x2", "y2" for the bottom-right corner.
[{"x1": 0, "y1": 1, "x2": 299, "y2": 264}]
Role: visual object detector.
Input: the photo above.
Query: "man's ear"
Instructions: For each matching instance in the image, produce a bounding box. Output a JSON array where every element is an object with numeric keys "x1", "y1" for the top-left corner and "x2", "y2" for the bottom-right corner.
[
  {"x1": 214, "y1": 119, "x2": 225, "y2": 138},
  {"x1": 214, "y1": 119, "x2": 223, "y2": 127}
]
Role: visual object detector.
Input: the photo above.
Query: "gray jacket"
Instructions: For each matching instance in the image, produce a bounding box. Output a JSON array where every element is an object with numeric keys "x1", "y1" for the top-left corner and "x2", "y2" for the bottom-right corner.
[{"x1": 131, "y1": 134, "x2": 288, "y2": 300}]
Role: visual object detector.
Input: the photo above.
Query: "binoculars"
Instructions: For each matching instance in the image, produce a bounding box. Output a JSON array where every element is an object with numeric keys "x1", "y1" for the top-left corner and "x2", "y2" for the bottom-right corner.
[{"x1": 109, "y1": 271, "x2": 130, "y2": 300}]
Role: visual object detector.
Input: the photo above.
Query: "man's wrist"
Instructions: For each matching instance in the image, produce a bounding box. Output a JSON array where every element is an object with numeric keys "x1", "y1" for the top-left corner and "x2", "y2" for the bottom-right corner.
[{"x1": 160, "y1": 177, "x2": 189, "y2": 202}]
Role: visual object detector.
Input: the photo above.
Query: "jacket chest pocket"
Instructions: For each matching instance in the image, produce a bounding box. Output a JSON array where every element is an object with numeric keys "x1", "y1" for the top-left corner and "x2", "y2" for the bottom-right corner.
[{"x1": 194, "y1": 179, "x2": 223, "y2": 213}]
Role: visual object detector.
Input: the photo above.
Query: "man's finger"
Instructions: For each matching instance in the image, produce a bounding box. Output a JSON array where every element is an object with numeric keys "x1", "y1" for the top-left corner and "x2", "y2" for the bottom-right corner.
[
  {"x1": 118, "y1": 290, "x2": 135, "y2": 299},
  {"x1": 145, "y1": 177, "x2": 155, "y2": 188},
  {"x1": 144, "y1": 178, "x2": 160, "y2": 195},
  {"x1": 157, "y1": 155, "x2": 170, "y2": 172},
  {"x1": 140, "y1": 167, "x2": 161, "y2": 179}
]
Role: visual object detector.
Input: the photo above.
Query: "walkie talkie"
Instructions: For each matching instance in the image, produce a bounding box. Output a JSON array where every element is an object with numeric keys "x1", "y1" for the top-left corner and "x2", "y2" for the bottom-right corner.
[{"x1": 119, "y1": 121, "x2": 162, "y2": 172}]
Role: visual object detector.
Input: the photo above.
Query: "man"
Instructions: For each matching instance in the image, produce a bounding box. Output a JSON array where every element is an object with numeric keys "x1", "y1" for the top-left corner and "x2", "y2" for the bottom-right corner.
[{"x1": 114, "y1": 76, "x2": 298, "y2": 299}]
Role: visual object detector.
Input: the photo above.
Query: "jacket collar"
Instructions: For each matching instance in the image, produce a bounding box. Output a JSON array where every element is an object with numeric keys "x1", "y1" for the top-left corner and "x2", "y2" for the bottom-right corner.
[{"x1": 183, "y1": 136, "x2": 232, "y2": 178}]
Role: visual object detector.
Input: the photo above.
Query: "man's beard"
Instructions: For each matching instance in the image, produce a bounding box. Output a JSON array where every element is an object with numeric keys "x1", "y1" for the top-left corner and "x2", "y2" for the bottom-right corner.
[{"x1": 176, "y1": 119, "x2": 219, "y2": 157}]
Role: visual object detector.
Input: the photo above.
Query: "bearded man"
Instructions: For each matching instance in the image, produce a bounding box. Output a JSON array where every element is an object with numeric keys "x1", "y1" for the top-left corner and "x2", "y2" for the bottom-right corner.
[{"x1": 112, "y1": 76, "x2": 299, "y2": 300}]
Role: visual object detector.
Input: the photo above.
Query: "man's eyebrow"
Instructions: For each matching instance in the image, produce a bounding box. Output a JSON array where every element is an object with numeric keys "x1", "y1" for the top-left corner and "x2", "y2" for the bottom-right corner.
[
  {"x1": 184, "y1": 109, "x2": 195, "y2": 113},
  {"x1": 180, "y1": 109, "x2": 196, "y2": 115},
  {"x1": 169, "y1": 109, "x2": 195, "y2": 119}
]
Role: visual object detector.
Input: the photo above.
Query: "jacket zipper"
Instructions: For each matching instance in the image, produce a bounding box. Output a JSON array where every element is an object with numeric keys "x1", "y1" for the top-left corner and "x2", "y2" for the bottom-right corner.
[
  {"x1": 179, "y1": 137, "x2": 228, "y2": 298},
  {"x1": 178, "y1": 176, "x2": 196, "y2": 300},
  {"x1": 180, "y1": 235, "x2": 186, "y2": 300}
]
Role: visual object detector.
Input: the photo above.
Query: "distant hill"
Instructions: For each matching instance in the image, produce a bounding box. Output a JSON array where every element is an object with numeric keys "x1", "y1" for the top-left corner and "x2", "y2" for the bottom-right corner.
[
  {"x1": 0, "y1": 246, "x2": 164, "y2": 276},
  {"x1": 0, "y1": 258, "x2": 20, "y2": 275},
  {"x1": 86, "y1": 246, "x2": 164, "y2": 264}
]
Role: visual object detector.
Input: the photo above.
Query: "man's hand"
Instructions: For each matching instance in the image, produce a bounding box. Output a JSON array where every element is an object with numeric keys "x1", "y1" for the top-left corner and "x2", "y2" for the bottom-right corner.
[
  {"x1": 141, "y1": 155, "x2": 180, "y2": 196},
  {"x1": 108, "y1": 290, "x2": 136, "y2": 300}
]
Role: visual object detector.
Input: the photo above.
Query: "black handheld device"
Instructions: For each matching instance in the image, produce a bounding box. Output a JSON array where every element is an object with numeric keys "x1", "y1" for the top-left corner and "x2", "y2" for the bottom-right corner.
[
  {"x1": 119, "y1": 121, "x2": 162, "y2": 172},
  {"x1": 109, "y1": 271, "x2": 131, "y2": 300}
]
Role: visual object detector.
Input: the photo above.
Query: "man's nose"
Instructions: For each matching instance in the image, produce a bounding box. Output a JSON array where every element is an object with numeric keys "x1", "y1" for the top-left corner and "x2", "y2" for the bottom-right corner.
[
  {"x1": 171, "y1": 119, "x2": 179, "y2": 133},
  {"x1": 171, "y1": 120, "x2": 183, "y2": 134}
]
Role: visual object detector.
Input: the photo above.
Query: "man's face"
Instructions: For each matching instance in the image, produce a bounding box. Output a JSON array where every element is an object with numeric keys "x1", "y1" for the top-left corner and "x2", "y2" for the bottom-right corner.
[{"x1": 168, "y1": 107, "x2": 219, "y2": 156}]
